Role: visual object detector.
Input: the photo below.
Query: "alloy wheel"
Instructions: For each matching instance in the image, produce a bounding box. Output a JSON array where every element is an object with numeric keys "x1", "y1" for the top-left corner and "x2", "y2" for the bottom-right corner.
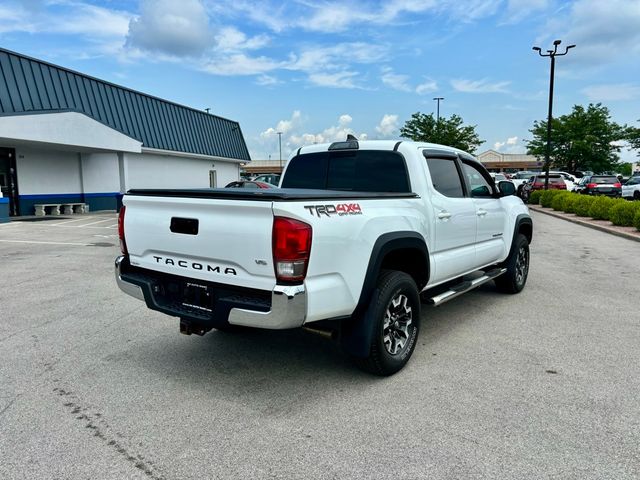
[{"x1": 382, "y1": 293, "x2": 413, "y2": 355}]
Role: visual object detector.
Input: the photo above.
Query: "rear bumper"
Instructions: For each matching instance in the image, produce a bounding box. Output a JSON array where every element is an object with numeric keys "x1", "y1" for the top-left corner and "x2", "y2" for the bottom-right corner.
[{"x1": 115, "y1": 256, "x2": 306, "y2": 329}]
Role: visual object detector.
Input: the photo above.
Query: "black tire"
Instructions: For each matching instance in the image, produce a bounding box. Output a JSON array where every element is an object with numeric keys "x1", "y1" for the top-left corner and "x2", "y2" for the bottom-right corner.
[
  {"x1": 495, "y1": 233, "x2": 530, "y2": 294},
  {"x1": 353, "y1": 270, "x2": 421, "y2": 376},
  {"x1": 634, "y1": 191, "x2": 640, "y2": 201}
]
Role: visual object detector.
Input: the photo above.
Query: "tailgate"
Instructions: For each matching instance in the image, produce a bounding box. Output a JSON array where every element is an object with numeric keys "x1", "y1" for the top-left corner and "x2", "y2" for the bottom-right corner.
[{"x1": 123, "y1": 195, "x2": 276, "y2": 291}]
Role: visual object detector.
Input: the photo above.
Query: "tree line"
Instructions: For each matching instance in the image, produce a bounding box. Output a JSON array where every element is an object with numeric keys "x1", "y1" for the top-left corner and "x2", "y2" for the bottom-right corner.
[{"x1": 400, "y1": 103, "x2": 640, "y2": 174}]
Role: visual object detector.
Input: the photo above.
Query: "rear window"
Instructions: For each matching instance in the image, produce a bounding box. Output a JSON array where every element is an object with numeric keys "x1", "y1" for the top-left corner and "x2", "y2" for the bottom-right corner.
[
  {"x1": 281, "y1": 150, "x2": 410, "y2": 192},
  {"x1": 591, "y1": 176, "x2": 617, "y2": 184},
  {"x1": 536, "y1": 176, "x2": 564, "y2": 183}
]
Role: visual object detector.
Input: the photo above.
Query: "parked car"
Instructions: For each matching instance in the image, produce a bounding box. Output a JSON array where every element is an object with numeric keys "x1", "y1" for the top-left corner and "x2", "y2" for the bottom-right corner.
[
  {"x1": 511, "y1": 171, "x2": 537, "y2": 196},
  {"x1": 520, "y1": 174, "x2": 566, "y2": 201},
  {"x1": 548, "y1": 171, "x2": 576, "y2": 191},
  {"x1": 224, "y1": 181, "x2": 274, "y2": 189},
  {"x1": 622, "y1": 176, "x2": 640, "y2": 200},
  {"x1": 490, "y1": 172, "x2": 509, "y2": 182},
  {"x1": 576, "y1": 175, "x2": 621, "y2": 197},
  {"x1": 252, "y1": 174, "x2": 281, "y2": 186}
]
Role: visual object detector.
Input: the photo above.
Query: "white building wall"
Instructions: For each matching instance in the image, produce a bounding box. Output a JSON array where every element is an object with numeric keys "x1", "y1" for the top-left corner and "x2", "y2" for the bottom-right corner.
[
  {"x1": 15, "y1": 146, "x2": 81, "y2": 195},
  {"x1": 124, "y1": 152, "x2": 239, "y2": 189},
  {"x1": 81, "y1": 152, "x2": 120, "y2": 194}
]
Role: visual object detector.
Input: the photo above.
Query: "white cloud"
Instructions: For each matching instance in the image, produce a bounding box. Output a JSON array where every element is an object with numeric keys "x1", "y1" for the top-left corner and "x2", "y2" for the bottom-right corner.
[
  {"x1": 376, "y1": 114, "x2": 400, "y2": 137},
  {"x1": 381, "y1": 68, "x2": 412, "y2": 92},
  {"x1": 126, "y1": 0, "x2": 211, "y2": 56},
  {"x1": 539, "y1": 0, "x2": 640, "y2": 66},
  {"x1": 215, "y1": 26, "x2": 270, "y2": 52},
  {"x1": 260, "y1": 111, "x2": 303, "y2": 138},
  {"x1": 255, "y1": 74, "x2": 281, "y2": 86},
  {"x1": 307, "y1": 71, "x2": 360, "y2": 89},
  {"x1": 416, "y1": 78, "x2": 438, "y2": 95},
  {"x1": 501, "y1": 0, "x2": 548, "y2": 24},
  {"x1": 494, "y1": 136, "x2": 523, "y2": 152},
  {"x1": 289, "y1": 114, "x2": 368, "y2": 146},
  {"x1": 201, "y1": 54, "x2": 282, "y2": 75},
  {"x1": 581, "y1": 84, "x2": 640, "y2": 102},
  {"x1": 451, "y1": 78, "x2": 511, "y2": 93}
]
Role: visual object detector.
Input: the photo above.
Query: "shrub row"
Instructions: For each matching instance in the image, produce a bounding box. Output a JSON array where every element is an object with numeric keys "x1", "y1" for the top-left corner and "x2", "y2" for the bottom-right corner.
[{"x1": 528, "y1": 190, "x2": 640, "y2": 230}]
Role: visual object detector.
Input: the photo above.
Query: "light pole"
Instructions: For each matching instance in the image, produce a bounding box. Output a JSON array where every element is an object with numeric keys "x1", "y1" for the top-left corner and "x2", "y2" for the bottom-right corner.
[
  {"x1": 433, "y1": 97, "x2": 444, "y2": 123},
  {"x1": 533, "y1": 40, "x2": 575, "y2": 189},
  {"x1": 277, "y1": 132, "x2": 283, "y2": 172}
]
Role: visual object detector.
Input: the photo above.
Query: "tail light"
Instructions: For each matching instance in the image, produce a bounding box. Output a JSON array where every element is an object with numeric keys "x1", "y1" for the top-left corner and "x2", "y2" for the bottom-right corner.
[
  {"x1": 614, "y1": 183, "x2": 622, "y2": 188},
  {"x1": 533, "y1": 182, "x2": 544, "y2": 188},
  {"x1": 118, "y1": 206, "x2": 127, "y2": 255},
  {"x1": 272, "y1": 217, "x2": 312, "y2": 283},
  {"x1": 587, "y1": 183, "x2": 598, "y2": 189}
]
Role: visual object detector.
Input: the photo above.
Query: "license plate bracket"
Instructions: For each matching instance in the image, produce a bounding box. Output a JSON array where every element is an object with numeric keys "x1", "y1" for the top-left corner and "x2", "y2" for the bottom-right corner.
[{"x1": 182, "y1": 282, "x2": 214, "y2": 312}]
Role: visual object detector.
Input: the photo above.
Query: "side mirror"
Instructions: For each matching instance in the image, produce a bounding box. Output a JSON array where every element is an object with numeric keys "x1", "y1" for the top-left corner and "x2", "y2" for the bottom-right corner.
[{"x1": 498, "y1": 180, "x2": 516, "y2": 196}]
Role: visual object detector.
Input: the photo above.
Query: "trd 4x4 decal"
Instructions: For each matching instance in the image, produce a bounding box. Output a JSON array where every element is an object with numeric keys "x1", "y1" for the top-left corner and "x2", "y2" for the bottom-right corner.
[{"x1": 304, "y1": 203, "x2": 363, "y2": 218}]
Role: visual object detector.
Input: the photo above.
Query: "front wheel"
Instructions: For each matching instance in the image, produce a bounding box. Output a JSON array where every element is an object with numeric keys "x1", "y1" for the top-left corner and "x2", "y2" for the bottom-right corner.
[
  {"x1": 494, "y1": 233, "x2": 530, "y2": 294},
  {"x1": 353, "y1": 270, "x2": 420, "y2": 376}
]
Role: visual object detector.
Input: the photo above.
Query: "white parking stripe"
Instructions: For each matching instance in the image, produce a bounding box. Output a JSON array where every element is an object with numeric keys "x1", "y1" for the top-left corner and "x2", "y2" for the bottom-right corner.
[
  {"x1": 0, "y1": 239, "x2": 92, "y2": 246},
  {"x1": 49, "y1": 217, "x2": 93, "y2": 226},
  {"x1": 77, "y1": 218, "x2": 117, "y2": 227}
]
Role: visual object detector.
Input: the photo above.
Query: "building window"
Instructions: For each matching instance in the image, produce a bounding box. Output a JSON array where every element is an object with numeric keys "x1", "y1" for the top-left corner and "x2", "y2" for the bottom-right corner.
[{"x1": 209, "y1": 170, "x2": 217, "y2": 188}]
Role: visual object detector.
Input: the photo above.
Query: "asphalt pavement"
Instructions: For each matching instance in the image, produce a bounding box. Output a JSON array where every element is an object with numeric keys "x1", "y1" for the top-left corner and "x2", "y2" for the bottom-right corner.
[{"x1": 0, "y1": 211, "x2": 638, "y2": 479}]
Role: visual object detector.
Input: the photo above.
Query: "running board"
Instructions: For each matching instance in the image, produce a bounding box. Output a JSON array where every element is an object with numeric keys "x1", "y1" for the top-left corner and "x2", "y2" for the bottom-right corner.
[{"x1": 427, "y1": 268, "x2": 507, "y2": 306}]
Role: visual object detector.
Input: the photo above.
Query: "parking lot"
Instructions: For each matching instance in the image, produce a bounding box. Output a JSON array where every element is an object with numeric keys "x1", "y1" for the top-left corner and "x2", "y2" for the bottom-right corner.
[{"x1": 1, "y1": 212, "x2": 639, "y2": 479}]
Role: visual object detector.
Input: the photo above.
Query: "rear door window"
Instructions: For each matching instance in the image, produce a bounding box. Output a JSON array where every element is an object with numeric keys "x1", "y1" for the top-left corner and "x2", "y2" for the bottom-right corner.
[
  {"x1": 281, "y1": 150, "x2": 410, "y2": 192},
  {"x1": 425, "y1": 158, "x2": 464, "y2": 198}
]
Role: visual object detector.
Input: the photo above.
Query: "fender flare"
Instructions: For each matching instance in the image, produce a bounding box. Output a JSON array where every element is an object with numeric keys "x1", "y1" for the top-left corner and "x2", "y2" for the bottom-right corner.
[
  {"x1": 508, "y1": 214, "x2": 533, "y2": 258},
  {"x1": 340, "y1": 231, "x2": 429, "y2": 357}
]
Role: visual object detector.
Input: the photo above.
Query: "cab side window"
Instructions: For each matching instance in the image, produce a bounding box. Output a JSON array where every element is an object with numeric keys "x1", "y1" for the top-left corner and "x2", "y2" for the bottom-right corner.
[
  {"x1": 462, "y1": 162, "x2": 494, "y2": 197},
  {"x1": 426, "y1": 158, "x2": 465, "y2": 198}
]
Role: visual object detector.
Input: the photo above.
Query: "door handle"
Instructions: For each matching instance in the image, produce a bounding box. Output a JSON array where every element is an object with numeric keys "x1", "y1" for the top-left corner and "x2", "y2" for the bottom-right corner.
[
  {"x1": 437, "y1": 211, "x2": 452, "y2": 220},
  {"x1": 477, "y1": 209, "x2": 488, "y2": 217}
]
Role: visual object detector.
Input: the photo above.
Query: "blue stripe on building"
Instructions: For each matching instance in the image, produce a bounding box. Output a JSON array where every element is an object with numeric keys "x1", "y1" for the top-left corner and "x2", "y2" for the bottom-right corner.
[{"x1": 0, "y1": 197, "x2": 9, "y2": 223}]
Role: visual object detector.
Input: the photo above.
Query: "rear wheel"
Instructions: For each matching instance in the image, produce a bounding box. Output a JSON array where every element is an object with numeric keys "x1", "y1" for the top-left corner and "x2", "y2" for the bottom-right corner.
[
  {"x1": 495, "y1": 233, "x2": 530, "y2": 294},
  {"x1": 353, "y1": 270, "x2": 420, "y2": 376},
  {"x1": 634, "y1": 191, "x2": 640, "y2": 201}
]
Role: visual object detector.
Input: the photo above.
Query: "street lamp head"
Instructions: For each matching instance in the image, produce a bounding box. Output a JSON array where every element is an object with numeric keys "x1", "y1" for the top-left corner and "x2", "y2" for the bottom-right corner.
[
  {"x1": 567, "y1": 44, "x2": 576, "y2": 50},
  {"x1": 532, "y1": 46, "x2": 541, "y2": 51},
  {"x1": 553, "y1": 39, "x2": 562, "y2": 46}
]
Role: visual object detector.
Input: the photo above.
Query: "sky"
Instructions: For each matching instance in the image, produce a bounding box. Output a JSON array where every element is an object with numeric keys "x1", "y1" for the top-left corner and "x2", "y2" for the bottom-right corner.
[{"x1": 1, "y1": 0, "x2": 639, "y2": 162}]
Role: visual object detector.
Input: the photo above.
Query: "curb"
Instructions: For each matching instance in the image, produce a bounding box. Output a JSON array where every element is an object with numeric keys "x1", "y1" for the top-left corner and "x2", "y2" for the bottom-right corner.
[{"x1": 529, "y1": 206, "x2": 640, "y2": 243}]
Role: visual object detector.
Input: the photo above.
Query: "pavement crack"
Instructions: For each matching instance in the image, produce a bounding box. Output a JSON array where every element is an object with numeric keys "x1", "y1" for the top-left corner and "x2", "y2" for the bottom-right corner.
[{"x1": 53, "y1": 387, "x2": 166, "y2": 480}]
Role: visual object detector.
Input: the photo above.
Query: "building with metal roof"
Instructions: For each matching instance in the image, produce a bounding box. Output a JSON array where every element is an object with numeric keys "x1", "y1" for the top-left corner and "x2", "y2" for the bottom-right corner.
[{"x1": 0, "y1": 47, "x2": 250, "y2": 219}]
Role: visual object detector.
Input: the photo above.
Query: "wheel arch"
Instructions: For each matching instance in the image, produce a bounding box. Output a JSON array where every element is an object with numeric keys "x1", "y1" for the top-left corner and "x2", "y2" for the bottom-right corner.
[{"x1": 341, "y1": 231, "x2": 429, "y2": 357}]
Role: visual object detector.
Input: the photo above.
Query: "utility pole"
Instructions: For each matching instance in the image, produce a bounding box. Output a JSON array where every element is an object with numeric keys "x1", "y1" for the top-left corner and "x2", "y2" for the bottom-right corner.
[
  {"x1": 277, "y1": 132, "x2": 283, "y2": 172},
  {"x1": 532, "y1": 40, "x2": 575, "y2": 189}
]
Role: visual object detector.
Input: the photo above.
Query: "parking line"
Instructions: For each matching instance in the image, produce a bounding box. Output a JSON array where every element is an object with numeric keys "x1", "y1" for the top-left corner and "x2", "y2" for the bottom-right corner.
[
  {"x1": 77, "y1": 218, "x2": 117, "y2": 227},
  {"x1": 49, "y1": 217, "x2": 93, "y2": 226},
  {"x1": 0, "y1": 239, "x2": 92, "y2": 246}
]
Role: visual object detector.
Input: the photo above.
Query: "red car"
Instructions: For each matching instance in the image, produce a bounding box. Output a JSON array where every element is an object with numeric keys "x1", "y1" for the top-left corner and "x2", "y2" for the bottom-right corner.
[
  {"x1": 520, "y1": 174, "x2": 566, "y2": 200},
  {"x1": 224, "y1": 181, "x2": 274, "y2": 189}
]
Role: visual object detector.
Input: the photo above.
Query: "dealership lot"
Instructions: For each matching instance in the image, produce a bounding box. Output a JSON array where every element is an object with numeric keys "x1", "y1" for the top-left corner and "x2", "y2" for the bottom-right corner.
[{"x1": 0, "y1": 212, "x2": 639, "y2": 479}]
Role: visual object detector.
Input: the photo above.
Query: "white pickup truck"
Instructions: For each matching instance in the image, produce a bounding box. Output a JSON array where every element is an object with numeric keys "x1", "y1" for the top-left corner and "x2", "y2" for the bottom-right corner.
[{"x1": 115, "y1": 139, "x2": 532, "y2": 375}]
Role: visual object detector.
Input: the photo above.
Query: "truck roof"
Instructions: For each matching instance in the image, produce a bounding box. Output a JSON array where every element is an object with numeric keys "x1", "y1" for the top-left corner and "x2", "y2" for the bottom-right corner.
[{"x1": 297, "y1": 139, "x2": 472, "y2": 158}]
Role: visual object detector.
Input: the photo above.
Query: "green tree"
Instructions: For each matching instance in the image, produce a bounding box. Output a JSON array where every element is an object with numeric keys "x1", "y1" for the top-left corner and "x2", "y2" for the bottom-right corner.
[
  {"x1": 400, "y1": 112, "x2": 484, "y2": 153},
  {"x1": 526, "y1": 103, "x2": 627, "y2": 173},
  {"x1": 626, "y1": 124, "x2": 640, "y2": 158}
]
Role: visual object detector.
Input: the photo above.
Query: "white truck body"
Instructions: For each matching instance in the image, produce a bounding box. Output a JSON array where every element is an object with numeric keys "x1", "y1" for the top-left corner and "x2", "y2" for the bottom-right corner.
[{"x1": 116, "y1": 140, "x2": 532, "y2": 374}]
